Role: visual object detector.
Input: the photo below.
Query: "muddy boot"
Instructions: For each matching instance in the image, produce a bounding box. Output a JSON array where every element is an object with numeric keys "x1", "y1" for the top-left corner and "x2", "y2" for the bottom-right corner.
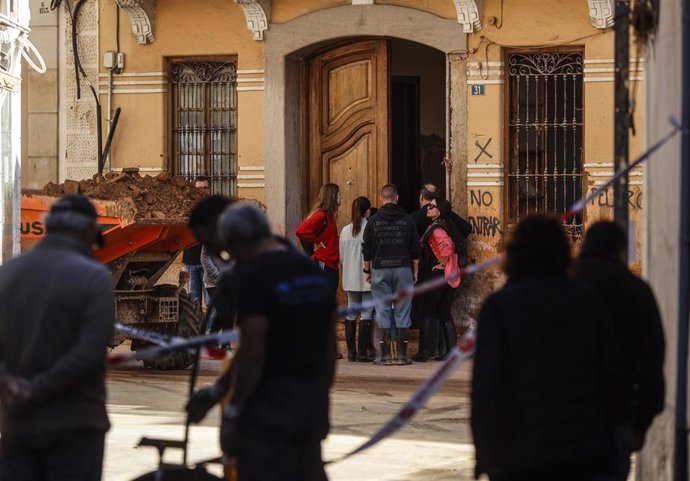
[
  {"x1": 374, "y1": 329, "x2": 392, "y2": 365},
  {"x1": 357, "y1": 320, "x2": 375, "y2": 362},
  {"x1": 396, "y1": 328, "x2": 412, "y2": 365},
  {"x1": 441, "y1": 320, "x2": 458, "y2": 359},
  {"x1": 345, "y1": 319, "x2": 357, "y2": 361}
]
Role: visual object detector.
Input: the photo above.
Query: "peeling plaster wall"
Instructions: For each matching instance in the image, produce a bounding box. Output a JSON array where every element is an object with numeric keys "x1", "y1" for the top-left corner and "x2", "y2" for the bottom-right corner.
[{"x1": 640, "y1": 2, "x2": 683, "y2": 479}]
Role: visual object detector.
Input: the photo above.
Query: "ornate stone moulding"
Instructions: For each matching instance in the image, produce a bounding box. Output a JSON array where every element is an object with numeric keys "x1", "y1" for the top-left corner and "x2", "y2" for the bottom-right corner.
[
  {"x1": 234, "y1": 0, "x2": 269, "y2": 41},
  {"x1": 587, "y1": 0, "x2": 615, "y2": 29},
  {"x1": 116, "y1": 0, "x2": 155, "y2": 45},
  {"x1": 454, "y1": 0, "x2": 482, "y2": 33}
]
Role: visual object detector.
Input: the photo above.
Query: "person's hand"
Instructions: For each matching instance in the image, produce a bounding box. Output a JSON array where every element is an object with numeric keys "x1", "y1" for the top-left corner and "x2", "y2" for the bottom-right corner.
[
  {"x1": 432, "y1": 263, "x2": 444, "y2": 271},
  {"x1": 186, "y1": 383, "x2": 224, "y2": 423},
  {"x1": 413, "y1": 271, "x2": 418, "y2": 284},
  {"x1": 365, "y1": 273, "x2": 372, "y2": 284},
  {"x1": 1, "y1": 375, "x2": 32, "y2": 411},
  {"x1": 314, "y1": 242, "x2": 326, "y2": 251},
  {"x1": 220, "y1": 404, "x2": 241, "y2": 456}
]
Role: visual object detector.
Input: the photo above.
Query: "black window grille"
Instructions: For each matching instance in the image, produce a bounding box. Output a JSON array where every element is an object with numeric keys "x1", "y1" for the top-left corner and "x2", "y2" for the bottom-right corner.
[
  {"x1": 507, "y1": 51, "x2": 584, "y2": 242},
  {"x1": 170, "y1": 61, "x2": 238, "y2": 196}
]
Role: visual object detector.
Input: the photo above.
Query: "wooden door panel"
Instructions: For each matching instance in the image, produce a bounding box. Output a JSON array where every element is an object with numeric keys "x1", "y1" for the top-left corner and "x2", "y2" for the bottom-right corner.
[
  {"x1": 308, "y1": 39, "x2": 389, "y2": 228},
  {"x1": 326, "y1": 59, "x2": 373, "y2": 129},
  {"x1": 328, "y1": 132, "x2": 372, "y2": 231}
]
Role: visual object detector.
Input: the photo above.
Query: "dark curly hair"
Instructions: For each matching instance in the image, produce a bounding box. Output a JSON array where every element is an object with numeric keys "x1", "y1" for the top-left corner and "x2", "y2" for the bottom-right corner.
[
  {"x1": 504, "y1": 215, "x2": 571, "y2": 281},
  {"x1": 579, "y1": 221, "x2": 626, "y2": 263}
]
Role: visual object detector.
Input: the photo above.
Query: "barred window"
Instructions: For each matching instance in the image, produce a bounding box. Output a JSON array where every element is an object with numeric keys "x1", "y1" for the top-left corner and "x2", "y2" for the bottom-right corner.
[
  {"x1": 507, "y1": 51, "x2": 584, "y2": 241},
  {"x1": 170, "y1": 60, "x2": 237, "y2": 196}
]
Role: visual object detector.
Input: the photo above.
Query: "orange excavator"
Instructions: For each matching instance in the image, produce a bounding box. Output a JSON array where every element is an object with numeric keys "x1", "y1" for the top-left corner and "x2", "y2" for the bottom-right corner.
[{"x1": 21, "y1": 194, "x2": 202, "y2": 369}]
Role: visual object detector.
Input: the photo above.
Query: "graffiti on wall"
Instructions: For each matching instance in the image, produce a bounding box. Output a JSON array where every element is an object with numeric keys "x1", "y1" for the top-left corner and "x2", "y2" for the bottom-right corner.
[
  {"x1": 588, "y1": 187, "x2": 643, "y2": 210},
  {"x1": 469, "y1": 189, "x2": 502, "y2": 237},
  {"x1": 469, "y1": 216, "x2": 503, "y2": 237},
  {"x1": 474, "y1": 138, "x2": 493, "y2": 162}
]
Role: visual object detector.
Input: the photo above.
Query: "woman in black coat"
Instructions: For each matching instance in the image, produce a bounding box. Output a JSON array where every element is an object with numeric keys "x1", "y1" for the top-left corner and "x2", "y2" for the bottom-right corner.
[{"x1": 471, "y1": 215, "x2": 622, "y2": 481}]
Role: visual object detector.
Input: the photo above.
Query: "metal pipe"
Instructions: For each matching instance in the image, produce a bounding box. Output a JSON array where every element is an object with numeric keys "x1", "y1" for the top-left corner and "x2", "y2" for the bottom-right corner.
[
  {"x1": 614, "y1": 0, "x2": 630, "y2": 248},
  {"x1": 96, "y1": 102, "x2": 104, "y2": 176},
  {"x1": 107, "y1": 68, "x2": 114, "y2": 172},
  {"x1": 674, "y1": 0, "x2": 690, "y2": 479},
  {"x1": 101, "y1": 107, "x2": 121, "y2": 163}
]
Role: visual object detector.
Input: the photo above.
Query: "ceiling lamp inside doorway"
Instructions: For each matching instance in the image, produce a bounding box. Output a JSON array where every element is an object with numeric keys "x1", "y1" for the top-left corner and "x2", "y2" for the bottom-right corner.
[{"x1": 454, "y1": 0, "x2": 482, "y2": 33}]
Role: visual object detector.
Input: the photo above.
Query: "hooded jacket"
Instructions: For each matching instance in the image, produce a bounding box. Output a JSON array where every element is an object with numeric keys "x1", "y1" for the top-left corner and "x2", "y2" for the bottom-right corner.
[{"x1": 362, "y1": 203, "x2": 420, "y2": 269}]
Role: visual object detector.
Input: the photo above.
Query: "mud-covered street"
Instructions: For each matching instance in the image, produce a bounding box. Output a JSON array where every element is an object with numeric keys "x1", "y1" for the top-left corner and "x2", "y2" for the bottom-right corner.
[{"x1": 104, "y1": 355, "x2": 475, "y2": 481}]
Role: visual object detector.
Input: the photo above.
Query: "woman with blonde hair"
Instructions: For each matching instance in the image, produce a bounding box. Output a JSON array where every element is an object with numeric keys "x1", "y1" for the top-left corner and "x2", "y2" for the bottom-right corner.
[
  {"x1": 295, "y1": 183, "x2": 341, "y2": 299},
  {"x1": 339, "y1": 196, "x2": 374, "y2": 362}
]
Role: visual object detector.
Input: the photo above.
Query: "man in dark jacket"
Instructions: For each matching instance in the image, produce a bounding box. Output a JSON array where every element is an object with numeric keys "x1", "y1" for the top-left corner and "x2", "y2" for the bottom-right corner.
[
  {"x1": 363, "y1": 184, "x2": 420, "y2": 365},
  {"x1": 472, "y1": 215, "x2": 620, "y2": 481},
  {"x1": 411, "y1": 183, "x2": 472, "y2": 239},
  {"x1": 0, "y1": 195, "x2": 115, "y2": 481},
  {"x1": 573, "y1": 221, "x2": 665, "y2": 481}
]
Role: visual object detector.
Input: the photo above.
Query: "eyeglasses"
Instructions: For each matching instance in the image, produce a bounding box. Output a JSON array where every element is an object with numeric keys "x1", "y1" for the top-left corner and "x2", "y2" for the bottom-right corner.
[{"x1": 427, "y1": 204, "x2": 439, "y2": 211}]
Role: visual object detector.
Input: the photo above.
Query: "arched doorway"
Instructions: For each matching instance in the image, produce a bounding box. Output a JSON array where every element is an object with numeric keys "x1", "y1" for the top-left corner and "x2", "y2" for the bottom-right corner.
[
  {"x1": 263, "y1": 4, "x2": 467, "y2": 233},
  {"x1": 306, "y1": 38, "x2": 447, "y2": 224}
]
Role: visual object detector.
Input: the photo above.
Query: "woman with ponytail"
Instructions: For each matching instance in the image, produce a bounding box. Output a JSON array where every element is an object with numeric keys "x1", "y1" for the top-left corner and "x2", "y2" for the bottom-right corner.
[{"x1": 339, "y1": 196, "x2": 374, "y2": 362}]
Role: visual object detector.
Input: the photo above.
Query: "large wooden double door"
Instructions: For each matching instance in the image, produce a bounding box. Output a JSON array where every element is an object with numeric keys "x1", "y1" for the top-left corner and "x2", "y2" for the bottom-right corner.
[{"x1": 307, "y1": 39, "x2": 390, "y2": 231}]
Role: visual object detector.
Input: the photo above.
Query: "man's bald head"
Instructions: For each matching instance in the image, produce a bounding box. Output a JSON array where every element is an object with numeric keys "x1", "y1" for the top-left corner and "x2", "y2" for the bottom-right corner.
[{"x1": 380, "y1": 184, "x2": 399, "y2": 204}]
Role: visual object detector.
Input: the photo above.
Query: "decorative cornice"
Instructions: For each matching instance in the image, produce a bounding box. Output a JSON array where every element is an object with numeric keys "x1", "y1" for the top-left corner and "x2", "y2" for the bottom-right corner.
[
  {"x1": 234, "y1": 0, "x2": 269, "y2": 41},
  {"x1": 454, "y1": 0, "x2": 481, "y2": 33},
  {"x1": 587, "y1": 0, "x2": 614, "y2": 29},
  {"x1": 116, "y1": 0, "x2": 155, "y2": 45}
]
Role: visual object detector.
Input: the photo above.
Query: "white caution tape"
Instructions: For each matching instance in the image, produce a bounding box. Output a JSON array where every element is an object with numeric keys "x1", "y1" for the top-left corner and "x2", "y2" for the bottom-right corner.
[
  {"x1": 327, "y1": 327, "x2": 477, "y2": 464},
  {"x1": 108, "y1": 328, "x2": 240, "y2": 365},
  {"x1": 337, "y1": 257, "x2": 503, "y2": 319}
]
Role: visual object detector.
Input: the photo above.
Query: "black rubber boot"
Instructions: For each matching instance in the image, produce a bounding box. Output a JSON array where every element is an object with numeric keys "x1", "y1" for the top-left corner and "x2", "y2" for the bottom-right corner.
[
  {"x1": 345, "y1": 319, "x2": 357, "y2": 361},
  {"x1": 357, "y1": 320, "x2": 375, "y2": 362},
  {"x1": 374, "y1": 329, "x2": 392, "y2": 365},
  {"x1": 428, "y1": 316, "x2": 442, "y2": 359},
  {"x1": 396, "y1": 328, "x2": 412, "y2": 365},
  {"x1": 441, "y1": 320, "x2": 458, "y2": 358},
  {"x1": 412, "y1": 318, "x2": 431, "y2": 362}
]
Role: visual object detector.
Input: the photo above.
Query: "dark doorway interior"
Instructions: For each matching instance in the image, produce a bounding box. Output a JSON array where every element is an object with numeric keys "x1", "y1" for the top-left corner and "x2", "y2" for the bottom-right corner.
[
  {"x1": 391, "y1": 76, "x2": 420, "y2": 213},
  {"x1": 389, "y1": 39, "x2": 446, "y2": 214}
]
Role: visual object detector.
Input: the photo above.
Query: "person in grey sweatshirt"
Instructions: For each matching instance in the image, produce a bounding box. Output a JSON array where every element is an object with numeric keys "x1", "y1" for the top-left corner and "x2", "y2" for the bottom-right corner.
[{"x1": 0, "y1": 195, "x2": 114, "y2": 481}]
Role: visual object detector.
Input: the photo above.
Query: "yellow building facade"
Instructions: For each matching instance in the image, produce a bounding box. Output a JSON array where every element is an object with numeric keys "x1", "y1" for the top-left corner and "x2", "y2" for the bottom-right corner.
[{"x1": 23, "y1": 0, "x2": 645, "y2": 320}]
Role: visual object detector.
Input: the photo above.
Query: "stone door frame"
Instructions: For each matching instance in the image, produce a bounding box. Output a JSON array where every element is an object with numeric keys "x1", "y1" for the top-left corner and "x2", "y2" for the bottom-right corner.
[{"x1": 263, "y1": 4, "x2": 468, "y2": 233}]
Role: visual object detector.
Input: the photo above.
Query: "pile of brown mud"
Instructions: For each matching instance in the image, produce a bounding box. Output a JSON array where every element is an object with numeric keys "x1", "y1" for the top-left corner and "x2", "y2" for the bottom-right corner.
[{"x1": 28, "y1": 171, "x2": 206, "y2": 219}]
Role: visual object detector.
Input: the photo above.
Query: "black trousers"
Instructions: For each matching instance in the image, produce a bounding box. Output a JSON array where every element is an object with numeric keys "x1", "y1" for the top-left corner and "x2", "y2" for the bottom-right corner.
[
  {"x1": 237, "y1": 437, "x2": 327, "y2": 481},
  {"x1": 315, "y1": 261, "x2": 339, "y2": 301},
  {"x1": 0, "y1": 428, "x2": 105, "y2": 481}
]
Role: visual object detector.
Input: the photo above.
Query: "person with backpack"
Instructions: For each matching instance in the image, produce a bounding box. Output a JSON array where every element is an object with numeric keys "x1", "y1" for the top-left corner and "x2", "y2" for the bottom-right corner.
[
  {"x1": 295, "y1": 183, "x2": 341, "y2": 300},
  {"x1": 339, "y1": 196, "x2": 374, "y2": 362},
  {"x1": 416, "y1": 197, "x2": 462, "y2": 362}
]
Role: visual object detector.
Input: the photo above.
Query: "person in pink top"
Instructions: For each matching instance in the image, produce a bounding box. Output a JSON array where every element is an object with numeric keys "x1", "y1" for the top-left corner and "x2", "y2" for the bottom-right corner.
[{"x1": 417, "y1": 197, "x2": 462, "y2": 361}]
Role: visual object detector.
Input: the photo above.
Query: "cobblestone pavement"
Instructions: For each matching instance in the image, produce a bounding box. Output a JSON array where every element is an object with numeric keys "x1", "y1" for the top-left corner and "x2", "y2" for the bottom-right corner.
[{"x1": 104, "y1": 352, "x2": 476, "y2": 481}]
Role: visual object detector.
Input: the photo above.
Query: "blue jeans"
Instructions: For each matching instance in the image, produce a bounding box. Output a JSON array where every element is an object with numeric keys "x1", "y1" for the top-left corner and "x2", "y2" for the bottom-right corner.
[
  {"x1": 184, "y1": 264, "x2": 204, "y2": 304},
  {"x1": 370, "y1": 267, "x2": 414, "y2": 329},
  {"x1": 345, "y1": 291, "x2": 373, "y2": 321}
]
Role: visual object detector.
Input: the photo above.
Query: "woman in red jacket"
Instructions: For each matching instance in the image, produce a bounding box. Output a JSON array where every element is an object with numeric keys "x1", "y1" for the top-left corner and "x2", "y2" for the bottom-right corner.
[
  {"x1": 295, "y1": 183, "x2": 341, "y2": 299},
  {"x1": 417, "y1": 197, "x2": 462, "y2": 361}
]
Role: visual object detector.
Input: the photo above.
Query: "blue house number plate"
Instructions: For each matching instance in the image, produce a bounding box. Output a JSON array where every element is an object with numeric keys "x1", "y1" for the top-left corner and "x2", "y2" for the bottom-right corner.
[{"x1": 471, "y1": 85, "x2": 485, "y2": 96}]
